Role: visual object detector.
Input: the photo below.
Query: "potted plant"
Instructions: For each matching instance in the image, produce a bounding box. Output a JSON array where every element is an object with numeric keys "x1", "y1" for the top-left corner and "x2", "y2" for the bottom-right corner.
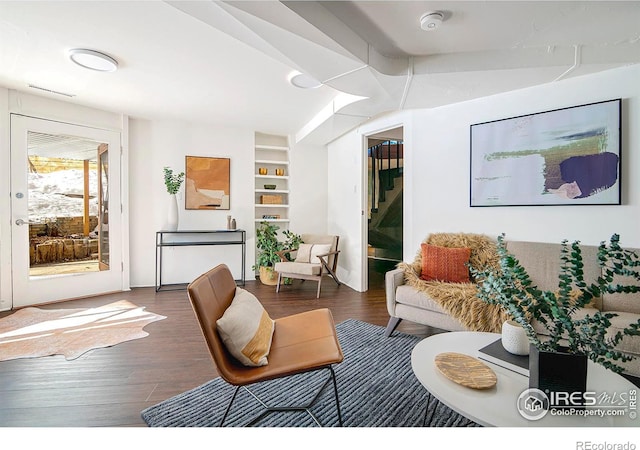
[
  {"x1": 252, "y1": 221, "x2": 302, "y2": 285},
  {"x1": 163, "y1": 167, "x2": 185, "y2": 231},
  {"x1": 471, "y1": 233, "x2": 640, "y2": 403}
]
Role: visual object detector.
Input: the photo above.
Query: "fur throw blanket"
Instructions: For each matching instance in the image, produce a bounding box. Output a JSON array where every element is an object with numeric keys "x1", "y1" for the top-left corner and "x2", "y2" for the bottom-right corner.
[{"x1": 398, "y1": 232, "x2": 508, "y2": 333}]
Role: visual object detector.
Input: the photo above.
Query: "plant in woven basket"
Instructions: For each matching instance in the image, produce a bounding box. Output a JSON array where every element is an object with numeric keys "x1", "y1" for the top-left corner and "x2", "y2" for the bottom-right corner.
[
  {"x1": 252, "y1": 222, "x2": 302, "y2": 270},
  {"x1": 163, "y1": 166, "x2": 185, "y2": 195},
  {"x1": 470, "y1": 233, "x2": 640, "y2": 374}
]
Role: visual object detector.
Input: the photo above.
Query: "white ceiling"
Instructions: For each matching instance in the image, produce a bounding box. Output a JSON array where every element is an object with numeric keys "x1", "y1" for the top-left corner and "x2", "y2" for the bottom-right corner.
[{"x1": 1, "y1": 1, "x2": 639, "y2": 146}]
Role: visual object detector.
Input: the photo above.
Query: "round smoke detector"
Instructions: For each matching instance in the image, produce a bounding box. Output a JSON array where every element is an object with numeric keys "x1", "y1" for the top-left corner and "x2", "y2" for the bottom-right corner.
[{"x1": 420, "y1": 11, "x2": 444, "y2": 31}]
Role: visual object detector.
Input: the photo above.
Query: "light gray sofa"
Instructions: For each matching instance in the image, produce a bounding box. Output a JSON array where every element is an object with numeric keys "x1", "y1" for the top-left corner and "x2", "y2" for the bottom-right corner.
[{"x1": 385, "y1": 237, "x2": 640, "y2": 377}]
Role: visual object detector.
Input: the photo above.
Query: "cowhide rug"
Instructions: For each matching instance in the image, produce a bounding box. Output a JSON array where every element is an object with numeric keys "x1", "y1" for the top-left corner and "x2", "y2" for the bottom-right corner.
[{"x1": 0, "y1": 300, "x2": 165, "y2": 361}]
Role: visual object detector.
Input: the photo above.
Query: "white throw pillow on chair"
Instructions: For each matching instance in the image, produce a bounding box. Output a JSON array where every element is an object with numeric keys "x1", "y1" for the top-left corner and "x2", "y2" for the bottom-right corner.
[
  {"x1": 216, "y1": 287, "x2": 275, "y2": 367},
  {"x1": 295, "y1": 244, "x2": 331, "y2": 264},
  {"x1": 310, "y1": 244, "x2": 331, "y2": 263}
]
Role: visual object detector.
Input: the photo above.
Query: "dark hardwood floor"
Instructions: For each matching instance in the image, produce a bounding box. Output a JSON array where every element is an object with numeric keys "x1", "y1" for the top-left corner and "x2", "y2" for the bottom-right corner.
[
  {"x1": 3, "y1": 264, "x2": 637, "y2": 428},
  {"x1": 0, "y1": 266, "x2": 437, "y2": 427}
]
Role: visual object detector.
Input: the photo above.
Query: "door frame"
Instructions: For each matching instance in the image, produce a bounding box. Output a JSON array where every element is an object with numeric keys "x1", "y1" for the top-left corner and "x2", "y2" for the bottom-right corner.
[
  {"x1": 360, "y1": 123, "x2": 407, "y2": 292},
  {"x1": 0, "y1": 90, "x2": 10, "y2": 311},
  {"x1": 97, "y1": 142, "x2": 110, "y2": 271},
  {"x1": 8, "y1": 113, "x2": 128, "y2": 308}
]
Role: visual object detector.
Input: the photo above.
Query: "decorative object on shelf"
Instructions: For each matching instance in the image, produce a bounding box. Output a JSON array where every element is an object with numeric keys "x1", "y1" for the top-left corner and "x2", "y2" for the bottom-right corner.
[
  {"x1": 471, "y1": 233, "x2": 640, "y2": 397},
  {"x1": 163, "y1": 166, "x2": 184, "y2": 231},
  {"x1": 258, "y1": 167, "x2": 267, "y2": 175},
  {"x1": 500, "y1": 320, "x2": 529, "y2": 355},
  {"x1": 264, "y1": 184, "x2": 276, "y2": 190},
  {"x1": 262, "y1": 214, "x2": 280, "y2": 220},
  {"x1": 252, "y1": 221, "x2": 302, "y2": 285},
  {"x1": 225, "y1": 216, "x2": 236, "y2": 230},
  {"x1": 166, "y1": 194, "x2": 179, "y2": 231},
  {"x1": 260, "y1": 194, "x2": 282, "y2": 204},
  {"x1": 275, "y1": 168, "x2": 285, "y2": 176},
  {"x1": 185, "y1": 156, "x2": 230, "y2": 210},
  {"x1": 434, "y1": 352, "x2": 497, "y2": 390}
]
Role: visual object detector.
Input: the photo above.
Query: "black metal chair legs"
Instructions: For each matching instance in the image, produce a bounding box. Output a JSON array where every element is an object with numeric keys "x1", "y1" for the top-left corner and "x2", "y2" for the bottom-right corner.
[{"x1": 220, "y1": 365, "x2": 342, "y2": 427}]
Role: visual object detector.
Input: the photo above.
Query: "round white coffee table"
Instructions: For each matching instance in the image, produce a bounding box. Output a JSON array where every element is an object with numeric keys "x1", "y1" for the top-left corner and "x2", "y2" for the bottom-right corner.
[{"x1": 411, "y1": 331, "x2": 639, "y2": 427}]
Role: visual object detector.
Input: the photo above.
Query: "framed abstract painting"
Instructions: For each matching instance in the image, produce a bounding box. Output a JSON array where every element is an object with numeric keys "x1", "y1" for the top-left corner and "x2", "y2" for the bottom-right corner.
[
  {"x1": 470, "y1": 99, "x2": 621, "y2": 207},
  {"x1": 185, "y1": 156, "x2": 230, "y2": 210}
]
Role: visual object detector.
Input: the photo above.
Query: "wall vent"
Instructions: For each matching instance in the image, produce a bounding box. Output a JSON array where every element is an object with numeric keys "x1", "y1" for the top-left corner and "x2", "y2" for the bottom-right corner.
[{"x1": 28, "y1": 84, "x2": 76, "y2": 97}]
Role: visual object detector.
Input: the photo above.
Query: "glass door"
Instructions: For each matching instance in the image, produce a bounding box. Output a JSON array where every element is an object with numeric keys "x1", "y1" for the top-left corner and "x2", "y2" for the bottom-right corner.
[{"x1": 10, "y1": 115, "x2": 123, "y2": 307}]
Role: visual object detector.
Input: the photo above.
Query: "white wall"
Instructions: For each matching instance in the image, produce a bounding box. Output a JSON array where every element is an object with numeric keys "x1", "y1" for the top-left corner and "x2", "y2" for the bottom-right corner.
[
  {"x1": 328, "y1": 64, "x2": 640, "y2": 292},
  {"x1": 289, "y1": 141, "x2": 328, "y2": 235},
  {"x1": 327, "y1": 130, "x2": 365, "y2": 290},
  {"x1": 128, "y1": 121, "x2": 329, "y2": 287},
  {"x1": 408, "y1": 64, "x2": 640, "y2": 251},
  {"x1": 128, "y1": 119, "x2": 255, "y2": 286}
]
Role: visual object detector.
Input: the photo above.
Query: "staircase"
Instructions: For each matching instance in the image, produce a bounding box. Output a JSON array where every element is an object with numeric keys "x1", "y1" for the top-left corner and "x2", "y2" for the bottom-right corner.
[{"x1": 368, "y1": 140, "x2": 403, "y2": 262}]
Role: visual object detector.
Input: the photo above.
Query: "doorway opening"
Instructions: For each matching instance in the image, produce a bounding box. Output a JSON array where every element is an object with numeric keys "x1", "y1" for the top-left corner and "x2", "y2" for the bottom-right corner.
[{"x1": 366, "y1": 127, "x2": 403, "y2": 289}]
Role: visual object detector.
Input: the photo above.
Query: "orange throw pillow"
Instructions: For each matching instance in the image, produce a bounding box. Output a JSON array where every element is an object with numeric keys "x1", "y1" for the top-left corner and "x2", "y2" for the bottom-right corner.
[{"x1": 420, "y1": 243, "x2": 471, "y2": 283}]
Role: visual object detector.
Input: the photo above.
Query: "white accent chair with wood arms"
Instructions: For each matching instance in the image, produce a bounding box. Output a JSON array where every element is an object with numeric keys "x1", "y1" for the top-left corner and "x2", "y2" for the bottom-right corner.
[{"x1": 274, "y1": 234, "x2": 341, "y2": 298}]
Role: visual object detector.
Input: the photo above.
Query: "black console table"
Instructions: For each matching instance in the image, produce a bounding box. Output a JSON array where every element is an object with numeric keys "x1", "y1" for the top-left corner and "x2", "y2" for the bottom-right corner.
[{"x1": 155, "y1": 229, "x2": 246, "y2": 291}]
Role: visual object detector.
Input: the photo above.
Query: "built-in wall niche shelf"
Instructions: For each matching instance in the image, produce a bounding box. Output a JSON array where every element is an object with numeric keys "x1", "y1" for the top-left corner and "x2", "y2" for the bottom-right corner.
[
  {"x1": 255, "y1": 159, "x2": 290, "y2": 165},
  {"x1": 255, "y1": 189, "x2": 289, "y2": 194},
  {"x1": 255, "y1": 174, "x2": 289, "y2": 180},
  {"x1": 255, "y1": 134, "x2": 291, "y2": 261},
  {"x1": 255, "y1": 145, "x2": 288, "y2": 151}
]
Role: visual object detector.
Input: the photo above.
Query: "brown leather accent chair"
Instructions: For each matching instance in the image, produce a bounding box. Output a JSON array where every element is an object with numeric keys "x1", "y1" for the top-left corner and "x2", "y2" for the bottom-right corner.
[{"x1": 187, "y1": 264, "x2": 344, "y2": 426}]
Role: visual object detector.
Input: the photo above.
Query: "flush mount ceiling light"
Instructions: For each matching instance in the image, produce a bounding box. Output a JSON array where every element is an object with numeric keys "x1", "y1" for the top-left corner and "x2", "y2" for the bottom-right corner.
[
  {"x1": 288, "y1": 71, "x2": 322, "y2": 89},
  {"x1": 420, "y1": 11, "x2": 444, "y2": 31},
  {"x1": 68, "y1": 48, "x2": 118, "y2": 72}
]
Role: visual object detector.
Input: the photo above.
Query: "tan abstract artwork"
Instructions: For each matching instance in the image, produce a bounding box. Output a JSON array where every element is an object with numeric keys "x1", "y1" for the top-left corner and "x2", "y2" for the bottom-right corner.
[{"x1": 185, "y1": 156, "x2": 230, "y2": 210}]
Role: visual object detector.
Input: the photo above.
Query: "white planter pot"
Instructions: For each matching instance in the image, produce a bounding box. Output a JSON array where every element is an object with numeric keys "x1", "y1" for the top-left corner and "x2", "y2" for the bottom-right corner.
[
  {"x1": 501, "y1": 320, "x2": 530, "y2": 355},
  {"x1": 166, "y1": 194, "x2": 179, "y2": 231}
]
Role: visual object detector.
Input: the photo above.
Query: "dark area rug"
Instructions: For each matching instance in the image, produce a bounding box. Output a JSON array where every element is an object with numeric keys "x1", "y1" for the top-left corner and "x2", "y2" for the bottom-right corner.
[{"x1": 141, "y1": 319, "x2": 480, "y2": 427}]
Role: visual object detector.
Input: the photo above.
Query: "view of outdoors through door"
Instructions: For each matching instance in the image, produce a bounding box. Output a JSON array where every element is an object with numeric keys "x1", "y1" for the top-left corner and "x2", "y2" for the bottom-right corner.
[
  {"x1": 27, "y1": 132, "x2": 108, "y2": 276},
  {"x1": 367, "y1": 127, "x2": 403, "y2": 289},
  {"x1": 11, "y1": 115, "x2": 122, "y2": 307}
]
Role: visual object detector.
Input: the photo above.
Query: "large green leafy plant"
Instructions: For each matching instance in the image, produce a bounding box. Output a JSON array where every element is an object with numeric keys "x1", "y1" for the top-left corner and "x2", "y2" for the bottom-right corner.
[
  {"x1": 252, "y1": 221, "x2": 302, "y2": 270},
  {"x1": 470, "y1": 233, "x2": 640, "y2": 374}
]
